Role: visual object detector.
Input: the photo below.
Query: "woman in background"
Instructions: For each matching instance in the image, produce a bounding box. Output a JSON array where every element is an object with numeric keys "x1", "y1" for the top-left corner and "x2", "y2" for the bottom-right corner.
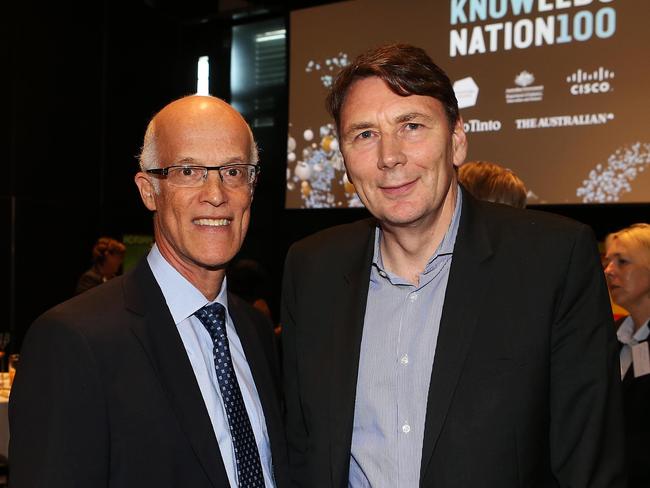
[
  {"x1": 604, "y1": 223, "x2": 650, "y2": 488},
  {"x1": 75, "y1": 237, "x2": 126, "y2": 295}
]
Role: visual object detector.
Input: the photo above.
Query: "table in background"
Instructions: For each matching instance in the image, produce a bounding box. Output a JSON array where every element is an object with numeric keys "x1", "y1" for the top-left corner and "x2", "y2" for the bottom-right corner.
[{"x1": 0, "y1": 373, "x2": 11, "y2": 458}]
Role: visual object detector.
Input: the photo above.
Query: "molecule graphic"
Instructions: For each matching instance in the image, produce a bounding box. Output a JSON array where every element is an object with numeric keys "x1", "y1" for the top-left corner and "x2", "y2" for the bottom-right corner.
[
  {"x1": 287, "y1": 124, "x2": 362, "y2": 208},
  {"x1": 287, "y1": 52, "x2": 363, "y2": 208},
  {"x1": 305, "y1": 52, "x2": 350, "y2": 88},
  {"x1": 576, "y1": 142, "x2": 650, "y2": 203}
]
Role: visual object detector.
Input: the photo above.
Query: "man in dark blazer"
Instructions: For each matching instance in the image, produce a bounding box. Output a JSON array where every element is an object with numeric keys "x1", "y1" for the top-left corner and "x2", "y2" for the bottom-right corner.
[
  {"x1": 10, "y1": 96, "x2": 289, "y2": 487},
  {"x1": 282, "y1": 44, "x2": 625, "y2": 487}
]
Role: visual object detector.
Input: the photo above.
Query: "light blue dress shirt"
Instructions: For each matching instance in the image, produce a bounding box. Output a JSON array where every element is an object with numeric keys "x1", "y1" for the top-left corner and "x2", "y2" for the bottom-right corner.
[
  {"x1": 147, "y1": 245, "x2": 275, "y2": 487},
  {"x1": 349, "y1": 189, "x2": 462, "y2": 488}
]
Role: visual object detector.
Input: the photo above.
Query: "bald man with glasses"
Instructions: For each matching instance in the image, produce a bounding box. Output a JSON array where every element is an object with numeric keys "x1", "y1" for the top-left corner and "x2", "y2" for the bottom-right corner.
[{"x1": 10, "y1": 96, "x2": 289, "y2": 488}]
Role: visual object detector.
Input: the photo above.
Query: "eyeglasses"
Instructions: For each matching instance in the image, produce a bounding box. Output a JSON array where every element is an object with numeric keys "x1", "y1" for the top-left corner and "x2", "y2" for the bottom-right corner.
[{"x1": 146, "y1": 164, "x2": 260, "y2": 189}]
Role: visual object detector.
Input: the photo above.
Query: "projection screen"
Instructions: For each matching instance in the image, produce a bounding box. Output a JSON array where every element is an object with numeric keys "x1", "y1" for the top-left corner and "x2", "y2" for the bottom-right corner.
[{"x1": 285, "y1": 0, "x2": 650, "y2": 208}]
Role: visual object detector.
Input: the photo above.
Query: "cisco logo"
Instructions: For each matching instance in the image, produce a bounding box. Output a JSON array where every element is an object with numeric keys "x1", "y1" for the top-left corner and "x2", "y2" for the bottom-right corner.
[{"x1": 567, "y1": 67, "x2": 614, "y2": 95}]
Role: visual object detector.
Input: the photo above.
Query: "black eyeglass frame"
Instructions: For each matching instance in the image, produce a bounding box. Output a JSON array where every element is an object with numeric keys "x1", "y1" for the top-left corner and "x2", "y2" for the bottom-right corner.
[{"x1": 145, "y1": 163, "x2": 261, "y2": 187}]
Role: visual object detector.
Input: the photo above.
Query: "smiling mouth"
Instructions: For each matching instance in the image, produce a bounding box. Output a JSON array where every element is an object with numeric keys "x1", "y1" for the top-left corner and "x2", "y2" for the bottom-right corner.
[
  {"x1": 193, "y1": 218, "x2": 231, "y2": 227},
  {"x1": 379, "y1": 179, "x2": 417, "y2": 196}
]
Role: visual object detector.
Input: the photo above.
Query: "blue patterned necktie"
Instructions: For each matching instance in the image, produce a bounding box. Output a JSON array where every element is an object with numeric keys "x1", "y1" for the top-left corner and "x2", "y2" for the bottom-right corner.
[{"x1": 194, "y1": 302, "x2": 265, "y2": 487}]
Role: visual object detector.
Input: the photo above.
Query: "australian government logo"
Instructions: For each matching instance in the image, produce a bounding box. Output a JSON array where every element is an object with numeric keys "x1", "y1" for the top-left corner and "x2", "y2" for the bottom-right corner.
[
  {"x1": 505, "y1": 71, "x2": 544, "y2": 104},
  {"x1": 515, "y1": 112, "x2": 614, "y2": 130},
  {"x1": 567, "y1": 66, "x2": 614, "y2": 95}
]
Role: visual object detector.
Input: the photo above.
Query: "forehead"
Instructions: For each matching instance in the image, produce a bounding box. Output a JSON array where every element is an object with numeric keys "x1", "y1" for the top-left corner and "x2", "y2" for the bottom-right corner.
[
  {"x1": 156, "y1": 107, "x2": 251, "y2": 162},
  {"x1": 606, "y1": 238, "x2": 627, "y2": 253},
  {"x1": 607, "y1": 238, "x2": 645, "y2": 259},
  {"x1": 339, "y1": 77, "x2": 448, "y2": 129}
]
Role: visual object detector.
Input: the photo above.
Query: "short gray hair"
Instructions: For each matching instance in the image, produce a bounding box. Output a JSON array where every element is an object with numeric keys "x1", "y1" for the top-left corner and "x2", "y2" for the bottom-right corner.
[{"x1": 139, "y1": 118, "x2": 159, "y2": 172}]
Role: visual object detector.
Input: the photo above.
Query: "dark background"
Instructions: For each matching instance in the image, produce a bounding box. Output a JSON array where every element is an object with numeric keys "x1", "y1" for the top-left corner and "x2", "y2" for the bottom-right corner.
[{"x1": 4, "y1": 0, "x2": 647, "y2": 351}]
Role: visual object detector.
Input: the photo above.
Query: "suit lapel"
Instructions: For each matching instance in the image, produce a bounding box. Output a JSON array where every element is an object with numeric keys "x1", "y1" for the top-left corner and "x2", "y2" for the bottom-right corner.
[
  {"x1": 328, "y1": 220, "x2": 376, "y2": 484},
  {"x1": 123, "y1": 259, "x2": 226, "y2": 488},
  {"x1": 419, "y1": 192, "x2": 495, "y2": 481},
  {"x1": 228, "y1": 294, "x2": 287, "y2": 484},
  {"x1": 228, "y1": 294, "x2": 281, "y2": 423}
]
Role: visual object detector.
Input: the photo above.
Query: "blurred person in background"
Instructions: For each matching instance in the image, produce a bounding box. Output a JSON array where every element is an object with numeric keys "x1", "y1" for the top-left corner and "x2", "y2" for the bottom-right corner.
[
  {"x1": 458, "y1": 160, "x2": 527, "y2": 209},
  {"x1": 228, "y1": 258, "x2": 282, "y2": 358},
  {"x1": 227, "y1": 258, "x2": 274, "y2": 322},
  {"x1": 74, "y1": 237, "x2": 126, "y2": 295},
  {"x1": 605, "y1": 223, "x2": 650, "y2": 488}
]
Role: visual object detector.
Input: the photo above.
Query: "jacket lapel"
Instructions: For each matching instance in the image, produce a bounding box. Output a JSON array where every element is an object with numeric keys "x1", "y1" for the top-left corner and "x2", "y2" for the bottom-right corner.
[
  {"x1": 228, "y1": 294, "x2": 288, "y2": 485},
  {"x1": 328, "y1": 219, "x2": 376, "y2": 484},
  {"x1": 123, "y1": 259, "x2": 226, "y2": 488},
  {"x1": 419, "y1": 192, "x2": 495, "y2": 481},
  {"x1": 228, "y1": 293, "x2": 281, "y2": 423}
]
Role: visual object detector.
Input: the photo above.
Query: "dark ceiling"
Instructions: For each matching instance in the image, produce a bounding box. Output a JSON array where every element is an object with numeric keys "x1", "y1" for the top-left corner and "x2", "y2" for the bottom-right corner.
[{"x1": 142, "y1": 0, "x2": 341, "y2": 23}]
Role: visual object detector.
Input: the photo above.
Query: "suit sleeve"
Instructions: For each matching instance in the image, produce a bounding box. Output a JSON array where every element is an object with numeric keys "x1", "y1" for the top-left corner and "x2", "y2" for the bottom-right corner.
[
  {"x1": 281, "y1": 246, "x2": 311, "y2": 486},
  {"x1": 549, "y1": 224, "x2": 626, "y2": 487},
  {"x1": 9, "y1": 316, "x2": 109, "y2": 487}
]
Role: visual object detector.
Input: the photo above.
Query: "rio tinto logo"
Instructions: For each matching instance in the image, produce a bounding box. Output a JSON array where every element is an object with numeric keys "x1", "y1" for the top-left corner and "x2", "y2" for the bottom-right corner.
[{"x1": 567, "y1": 67, "x2": 614, "y2": 95}]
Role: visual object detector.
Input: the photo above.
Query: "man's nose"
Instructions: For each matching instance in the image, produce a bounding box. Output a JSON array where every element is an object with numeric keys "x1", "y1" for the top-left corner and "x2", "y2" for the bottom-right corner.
[
  {"x1": 200, "y1": 171, "x2": 227, "y2": 206},
  {"x1": 377, "y1": 134, "x2": 406, "y2": 170}
]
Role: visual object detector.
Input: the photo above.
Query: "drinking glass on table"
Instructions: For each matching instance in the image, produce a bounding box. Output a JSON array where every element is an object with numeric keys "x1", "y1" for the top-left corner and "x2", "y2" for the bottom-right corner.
[
  {"x1": 9, "y1": 354, "x2": 19, "y2": 387},
  {"x1": 0, "y1": 333, "x2": 9, "y2": 390}
]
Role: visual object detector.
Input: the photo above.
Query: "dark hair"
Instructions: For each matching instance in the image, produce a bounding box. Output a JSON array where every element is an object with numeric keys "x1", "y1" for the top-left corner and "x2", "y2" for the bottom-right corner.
[
  {"x1": 92, "y1": 237, "x2": 126, "y2": 265},
  {"x1": 326, "y1": 43, "x2": 459, "y2": 132},
  {"x1": 458, "y1": 161, "x2": 527, "y2": 209}
]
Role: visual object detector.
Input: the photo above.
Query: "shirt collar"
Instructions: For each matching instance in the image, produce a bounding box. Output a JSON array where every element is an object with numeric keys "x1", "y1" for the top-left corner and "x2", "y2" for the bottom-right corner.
[
  {"x1": 147, "y1": 244, "x2": 228, "y2": 325},
  {"x1": 617, "y1": 315, "x2": 650, "y2": 345},
  {"x1": 372, "y1": 186, "x2": 463, "y2": 274}
]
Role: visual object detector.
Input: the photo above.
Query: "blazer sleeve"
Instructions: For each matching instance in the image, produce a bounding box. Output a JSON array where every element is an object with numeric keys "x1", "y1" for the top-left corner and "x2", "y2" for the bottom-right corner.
[
  {"x1": 549, "y1": 224, "x2": 626, "y2": 487},
  {"x1": 281, "y1": 246, "x2": 311, "y2": 486},
  {"x1": 9, "y1": 315, "x2": 109, "y2": 487}
]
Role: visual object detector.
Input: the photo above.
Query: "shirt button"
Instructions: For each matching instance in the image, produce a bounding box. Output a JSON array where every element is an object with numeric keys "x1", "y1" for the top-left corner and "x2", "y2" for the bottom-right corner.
[
  {"x1": 379, "y1": 270, "x2": 387, "y2": 278},
  {"x1": 409, "y1": 293, "x2": 418, "y2": 302},
  {"x1": 400, "y1": 354, "x2": 409, "y2": 365},
  {"x1": 402, "y1": 423, "x2": 411, "y2": 434}
]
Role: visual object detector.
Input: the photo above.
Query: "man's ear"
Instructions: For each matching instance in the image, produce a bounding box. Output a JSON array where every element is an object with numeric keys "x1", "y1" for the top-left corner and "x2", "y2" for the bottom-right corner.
[
  {"x1": 451, "y1": 117, "x2": 468, "y2": 168},
  {"x1": 134, "y1": 172, "x2": 157, "y2": 211}
]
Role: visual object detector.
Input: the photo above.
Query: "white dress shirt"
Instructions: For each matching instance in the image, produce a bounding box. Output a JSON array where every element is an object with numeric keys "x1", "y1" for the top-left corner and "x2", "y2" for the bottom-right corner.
[
  {"x1": 147, "y1": 245, "x2": 275, "y2": 487},
  {"x1": 617, "y1": 316, "x2": 650, "y2": 379}
]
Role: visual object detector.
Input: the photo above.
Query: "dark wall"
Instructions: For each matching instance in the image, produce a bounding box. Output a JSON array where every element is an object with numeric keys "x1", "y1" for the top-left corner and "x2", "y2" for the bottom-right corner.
[
  {"x1": 8, "y1": 0, "x2": 105, "y2": 349},
  {"x1": 6, "y1": 0, "x2": 192, "y2": 349},
  {"x1": 101, "y1": 2, "x2": 193, "y2": 237}
]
